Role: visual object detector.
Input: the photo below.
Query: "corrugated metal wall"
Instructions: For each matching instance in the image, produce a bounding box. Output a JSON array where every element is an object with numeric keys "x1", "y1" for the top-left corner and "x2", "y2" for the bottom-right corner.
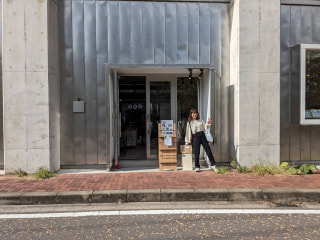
[
  {"x1": 281, "y1": 5, "x2": 320, "y2": 162},
  {"x1": 0, "y1": 0, "x2": 3, "y2": 169},
  {"x1": 58, "y1": 0, "x2": 230, "y2": 166}
]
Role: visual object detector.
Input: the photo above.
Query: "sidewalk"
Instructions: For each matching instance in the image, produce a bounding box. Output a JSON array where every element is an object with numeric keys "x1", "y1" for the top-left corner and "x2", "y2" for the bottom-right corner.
[{"x1": 1, "y1": 169, "x2": 320, "y2": 205}]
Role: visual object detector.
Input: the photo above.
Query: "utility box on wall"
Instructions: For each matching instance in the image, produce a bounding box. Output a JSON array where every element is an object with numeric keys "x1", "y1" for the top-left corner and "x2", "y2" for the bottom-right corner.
[
  {"x1": 291, "y1": 44, "x2": 320, "y2": 125},
  {"x1": 73, "y1": 100, "x2": 85, "y2": 113}
]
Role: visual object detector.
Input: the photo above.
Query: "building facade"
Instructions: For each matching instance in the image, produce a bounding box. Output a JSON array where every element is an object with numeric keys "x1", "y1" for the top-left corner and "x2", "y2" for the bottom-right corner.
[{"x1": 0, "y1": 0, "x2": 319, "y2": 173}]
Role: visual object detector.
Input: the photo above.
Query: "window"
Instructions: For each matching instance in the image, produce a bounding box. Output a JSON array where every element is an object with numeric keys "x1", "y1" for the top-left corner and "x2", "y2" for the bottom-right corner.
[
  {"x1": 176, "y1": 77, "x2": 198, "y2": 142},
  {"x1": 291, "y1": 44, "x2": 320, "y2": 125},
  {"x1": 305, "y1": 49, "x2": 320, "y2": 119}
]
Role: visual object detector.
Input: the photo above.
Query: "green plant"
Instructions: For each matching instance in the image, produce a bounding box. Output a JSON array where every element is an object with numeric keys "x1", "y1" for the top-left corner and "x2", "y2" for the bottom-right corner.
[
  {"x1": 217, "y1": 166, "x2": 230, "y2": 174},
  {"x1": 15, "y1": 168, "x2": 27, "y2": 178},
  {"x1": 230, "y1": 159, "x2": 238, "y2": 169},
  {"x1": 281, "y1": 162, "x2": 318, "y2": 175},
  {"x1": 230, "y1": 158, "x2": 248, "y2": 173},
  {"x1": 294, "y1": 163, "x2": 316, "y2": 175},
  {"x1": 280, "y1": 162, "x2": 289, "y2": 169},
  {"x1": 239, "y1": 166, "x2": 248, "y2": 173},
  {"x1": 249, "y1": 163, "x2": 287, "y2": 176},
  {"x1": 33, "y1": 167, "x2": 55, "y2": 179}
]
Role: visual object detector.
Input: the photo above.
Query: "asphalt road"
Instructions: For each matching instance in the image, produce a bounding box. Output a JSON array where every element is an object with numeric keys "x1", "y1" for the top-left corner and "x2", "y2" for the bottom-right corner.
[
  {"x1": 0, "y1": 202, "x2": 320, "y2": 240},
  {"x1": 1, "y1": 213, "x2": 320, "y2": 239}
]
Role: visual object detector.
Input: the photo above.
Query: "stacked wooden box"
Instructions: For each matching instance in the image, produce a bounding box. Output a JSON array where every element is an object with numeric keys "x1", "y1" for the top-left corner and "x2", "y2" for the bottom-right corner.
[
  {"x1": 180, "y1": 145, "x2": 193, "y2": 170},
  {"x1": 158, "y1": 123, "x2": 177, "y2": 171}
]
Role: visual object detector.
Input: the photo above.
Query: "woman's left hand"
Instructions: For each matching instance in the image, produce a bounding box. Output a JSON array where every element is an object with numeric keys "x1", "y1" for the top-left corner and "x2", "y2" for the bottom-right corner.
[{"x1": 207, "y1": 117, "x2": 212, "y2": 124}]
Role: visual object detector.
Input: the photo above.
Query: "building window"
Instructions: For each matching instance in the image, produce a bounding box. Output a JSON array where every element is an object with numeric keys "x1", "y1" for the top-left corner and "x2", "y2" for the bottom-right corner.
[
  {"x1": 305, "y1": 49, "x2": 320, "y2": 119},
  {"x1": 291, "y1": 44, "x2": 320, "y2": 125}
]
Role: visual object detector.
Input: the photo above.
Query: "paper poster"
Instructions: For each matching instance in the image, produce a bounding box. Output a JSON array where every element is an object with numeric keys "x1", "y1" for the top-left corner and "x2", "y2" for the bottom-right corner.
[
  {"x1": 161, "y1": 120, "x2": 173, "y2": 136},
  {"x1": 161, "y1": 120, "x2": 173, "y2": 146},
  {"x1": 164, "y1": 135, "x2": 172, "y2": 146}
]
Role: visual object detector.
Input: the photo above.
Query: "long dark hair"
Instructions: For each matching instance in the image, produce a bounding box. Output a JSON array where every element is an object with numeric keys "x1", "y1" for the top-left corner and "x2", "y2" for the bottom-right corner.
[{"x1": 188, "y1": 108, "x2": 200, "y2": 122}]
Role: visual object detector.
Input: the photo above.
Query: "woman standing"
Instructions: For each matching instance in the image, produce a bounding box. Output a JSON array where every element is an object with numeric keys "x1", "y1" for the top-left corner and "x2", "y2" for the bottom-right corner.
[{"x1": 185, "y1": 108, "x2": 218, "y2": 172}]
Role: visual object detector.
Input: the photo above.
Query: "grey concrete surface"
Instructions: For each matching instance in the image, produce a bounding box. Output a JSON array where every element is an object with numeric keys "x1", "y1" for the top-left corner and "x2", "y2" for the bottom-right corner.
[
  {"x1": 0, "y1": 188, "x2": 319, "y2": 205},
  {"x1": 2, "y1": 201, "x2": 320, "y2": 215}
]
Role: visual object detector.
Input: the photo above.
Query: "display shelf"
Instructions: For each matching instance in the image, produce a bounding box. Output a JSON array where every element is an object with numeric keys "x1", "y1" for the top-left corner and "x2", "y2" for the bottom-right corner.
[{"x1": 158, "y1": 123, "x2": 177, "y2": 171}]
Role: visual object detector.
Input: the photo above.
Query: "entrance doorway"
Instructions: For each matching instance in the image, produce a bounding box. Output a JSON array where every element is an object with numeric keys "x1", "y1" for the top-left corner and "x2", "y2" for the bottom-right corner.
[
  {"x1": 118, "y1": 74, "x2": 200, "y2": 167},
  {"x1": 118, "y1": 76, "x2": 176, "y2": 165},
  {"x1": 119, "y1": 77, "x2": 146, "y2": 160},
  {"x1": 107, "y1": 66, "x2": 212, "y2": 170}
]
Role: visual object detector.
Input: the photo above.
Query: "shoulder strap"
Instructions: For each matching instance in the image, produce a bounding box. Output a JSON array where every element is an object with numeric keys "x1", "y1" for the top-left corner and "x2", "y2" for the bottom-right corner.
[{"x1": 189, "y1": 121, "x2": 192, "y2": 134}]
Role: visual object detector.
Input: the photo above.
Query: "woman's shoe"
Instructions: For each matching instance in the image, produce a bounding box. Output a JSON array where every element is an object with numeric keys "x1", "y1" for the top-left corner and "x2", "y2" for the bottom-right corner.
[
  {"x1": 194, "y1": 168, "x2": 200, "y2": 172},
  {"x1": 211, "y1": 165, "x2": 218, "y2": 172}
]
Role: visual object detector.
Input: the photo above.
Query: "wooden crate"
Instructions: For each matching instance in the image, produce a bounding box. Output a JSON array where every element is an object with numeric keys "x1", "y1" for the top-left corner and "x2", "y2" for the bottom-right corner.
[{"x1": 158, "y1": 123, "x2": 177, "y2": 171}]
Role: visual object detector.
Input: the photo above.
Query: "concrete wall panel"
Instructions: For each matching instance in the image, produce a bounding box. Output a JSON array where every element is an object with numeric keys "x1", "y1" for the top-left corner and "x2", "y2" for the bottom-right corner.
[
  {"x1": 260, "y1": 145, "x2": 280, "y2": 166},
  {"x1": 231, "y1": 0, "x2": 281, "y2": 166},
  {"x1": 239, "y1": 0, "x2": 260, "y2": 73},
  {"x1": 5, "y1": 148, "x2": 50, "y2": 174},
  {"x1": 3, "y1": 72, "x2": 27, "y2": 150},
  {"x1": 25, "y1": 0, "x2": 48, "y2": 71},
  {"x1": 238, "y1": 146, "x2": 260, "y2": 166},
  {"x1": 2, "y1": 0, "x2": 59, "y2": 173},
  {"x1": 2, "y1": 0, "x2": 25, "y2": 72},
  {"x1": 260, "y1": 0, "x2": 281, "y2": 73},
  {"x1": 260, "y1": 73, "x2": 280, "y2": 145},
  {"x1": 239, "y1": 72, "x2": 260, "y2": 145},
  {"x1": 25, "y1": 72, "x2": 50, "y2": 149}
]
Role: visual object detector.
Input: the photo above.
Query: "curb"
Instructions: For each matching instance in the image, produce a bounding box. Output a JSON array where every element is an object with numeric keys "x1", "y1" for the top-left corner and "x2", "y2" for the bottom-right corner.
[{"x1": 0, "y1": 188, "x2": 319, "y2": 205}]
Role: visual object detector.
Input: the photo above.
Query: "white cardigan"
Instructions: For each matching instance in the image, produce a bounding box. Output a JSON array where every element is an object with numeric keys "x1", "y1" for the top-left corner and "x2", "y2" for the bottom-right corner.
[{"x1": 185, "y1": 119, "x2": 211, "y2": 144}]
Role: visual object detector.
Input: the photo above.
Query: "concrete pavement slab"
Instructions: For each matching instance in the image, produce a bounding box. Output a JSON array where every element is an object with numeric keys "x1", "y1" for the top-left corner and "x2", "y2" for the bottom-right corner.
[
  {"x1": 296, "y1": 188, "x2": 320, "y2": 202},
  {"x1": 0, "y1": 192, "x2": 23, "y2": 205},
  {"x1": 228, "y1": 188, "x2": 264, "y2": 202},
  {"x1": 20, "y1": 192, "x2": 58, "y2": 205},
  {"x1": 0, "y1": 188, "x2": 318, "y2": 205},
  {"x1": 92, "y1": 190, "x2": 127, "y2": 203},
  {"x1": 160, "y1": 188, "x2": 195, "y2": 202},
  {"x1": 263, "y1": 188, "x2": 298, "y2": 203},
  {"x1": 127, "y1": 189, "x2": 161, "y2": 202},
  {"x1": 193, "y1": 188, "x2": 229, "y2": 201},
  {"x1": 56, "y1": 191, "x2": 93, "y2": 204}
]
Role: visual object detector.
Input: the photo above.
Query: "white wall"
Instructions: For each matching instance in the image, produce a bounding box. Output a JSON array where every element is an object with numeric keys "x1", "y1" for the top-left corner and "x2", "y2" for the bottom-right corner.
[{"x1": 230, "y1": 0, "x2": 281, "y2": 166}]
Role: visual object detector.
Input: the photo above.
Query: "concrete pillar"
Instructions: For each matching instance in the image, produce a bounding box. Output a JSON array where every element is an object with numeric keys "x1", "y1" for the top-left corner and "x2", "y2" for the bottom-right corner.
[
  {"x1": 2, "y1": 0, "x2": 60, "y2": 173},
  {"x1": 230, "y1": 0, "x2": 280, "y2": 166}
]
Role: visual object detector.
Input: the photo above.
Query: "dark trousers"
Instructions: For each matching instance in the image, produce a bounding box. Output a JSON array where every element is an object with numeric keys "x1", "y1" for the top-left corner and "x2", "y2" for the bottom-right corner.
[{"x1": 192, "y1": 131, "x2": 216, "y2": 168}]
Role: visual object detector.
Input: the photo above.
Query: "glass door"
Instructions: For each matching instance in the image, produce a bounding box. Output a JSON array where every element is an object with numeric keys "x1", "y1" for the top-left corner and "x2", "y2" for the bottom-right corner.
[{"x1": 146, "y1": 77, "x2": 176, "y2": 159}]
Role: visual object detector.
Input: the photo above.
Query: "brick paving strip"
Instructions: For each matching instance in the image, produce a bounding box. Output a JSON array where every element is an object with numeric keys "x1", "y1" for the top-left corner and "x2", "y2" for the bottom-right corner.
[
  {"x1": 0, "y1": 172, "x2": 320, "y2": 192},
  {"x1": 0, "y1": 172, "x2": 320, "y2": 205}
]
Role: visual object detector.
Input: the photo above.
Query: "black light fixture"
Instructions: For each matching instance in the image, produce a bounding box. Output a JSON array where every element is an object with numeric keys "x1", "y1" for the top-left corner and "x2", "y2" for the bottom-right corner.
[
  {"x1": 188, "y1": 68, "x2": 193, "y2": 80},
  {"x1": 198, "y1": 69, "x2": 204, "y2": 79}
]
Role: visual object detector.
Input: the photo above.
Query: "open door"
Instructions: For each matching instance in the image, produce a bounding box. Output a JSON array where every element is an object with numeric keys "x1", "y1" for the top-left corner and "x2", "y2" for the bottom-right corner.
[
  {"x1": 106, "y1": 69, "x2": 119, "y2": 170},
  {"x1": 146, "y1": 76, "x2": 176, "y2": 160},
  {"x1": 200, "y1": 69, "x2": 215, "y2": 129},
  {"x1": 199, "y1": 69, "x2": 216, "y2": 163}
]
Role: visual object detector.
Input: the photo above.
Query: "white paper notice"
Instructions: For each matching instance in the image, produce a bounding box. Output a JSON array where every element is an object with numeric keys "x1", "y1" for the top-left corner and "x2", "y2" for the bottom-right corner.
[
  {"x1": 164, "y1": 136, "x2": 172, "y2": 146},
  {"x1": 161, "y1": 120, "x2": 174, "y2": 136}
]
